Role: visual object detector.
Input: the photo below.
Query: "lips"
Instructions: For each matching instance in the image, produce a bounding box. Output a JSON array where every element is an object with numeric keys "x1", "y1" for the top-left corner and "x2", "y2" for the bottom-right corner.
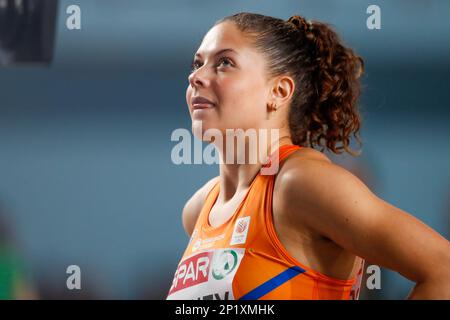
[{"x1": 191, "y1": 96, "x2": 215, "y2": 110}]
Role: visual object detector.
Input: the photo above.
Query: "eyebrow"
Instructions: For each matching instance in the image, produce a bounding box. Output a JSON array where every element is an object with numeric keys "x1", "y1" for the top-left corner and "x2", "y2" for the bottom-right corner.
[{"x1": 194, "y1": 48, "x2": 238, "y2": 59}]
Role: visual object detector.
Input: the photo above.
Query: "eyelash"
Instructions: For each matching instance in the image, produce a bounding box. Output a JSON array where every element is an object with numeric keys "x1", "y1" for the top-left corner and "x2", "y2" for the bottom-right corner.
[{"x1": 190, "y1": 57, "x2": 233, "y2": 72}]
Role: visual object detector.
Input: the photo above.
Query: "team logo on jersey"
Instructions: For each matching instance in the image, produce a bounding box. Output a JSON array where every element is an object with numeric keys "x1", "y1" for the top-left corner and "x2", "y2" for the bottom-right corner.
[
  {"x1": 212, "y1": 249, "x2": 238, "y2": 280},
  {"x1": 236, "y1": 219, "x2": 248, "y2": 233},
  {"x1": 230, "y1": 216, "x2": 251, "y2": 245}
]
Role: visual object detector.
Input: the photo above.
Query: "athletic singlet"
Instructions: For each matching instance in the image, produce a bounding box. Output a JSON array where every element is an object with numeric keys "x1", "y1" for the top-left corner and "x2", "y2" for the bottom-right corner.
[{"x1": 167, "y1": 144, "x2": 364, "y2": 300}]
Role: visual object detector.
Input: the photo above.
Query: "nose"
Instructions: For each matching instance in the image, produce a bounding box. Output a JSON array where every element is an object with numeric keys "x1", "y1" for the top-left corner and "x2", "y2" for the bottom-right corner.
[{"x1": 188, "y1": 67, "x2": 209, "y2": 89}]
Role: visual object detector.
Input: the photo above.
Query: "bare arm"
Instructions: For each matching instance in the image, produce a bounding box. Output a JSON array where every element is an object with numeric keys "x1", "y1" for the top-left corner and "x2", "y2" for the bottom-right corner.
[
  {"x1": 280, "y1": 159, "x2": 450, "y2": 299},
  {"x1": 182, "y1": 176, "x2": 219, "y2": 237}
]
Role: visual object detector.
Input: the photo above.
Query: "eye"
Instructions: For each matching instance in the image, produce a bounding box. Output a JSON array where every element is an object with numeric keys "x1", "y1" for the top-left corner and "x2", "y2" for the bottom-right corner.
[
  {"x1": 217, "y1": 57, "x2": 233, "y2": 68},
  {"x1": 190, "y1": 60, "x2": 202, "y2": 72}
]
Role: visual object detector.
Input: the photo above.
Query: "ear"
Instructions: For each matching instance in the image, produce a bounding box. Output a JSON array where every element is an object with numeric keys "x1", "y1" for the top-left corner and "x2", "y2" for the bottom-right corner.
[{"x1": 267, "y1": 75, "x2": 295, "y2": 111}]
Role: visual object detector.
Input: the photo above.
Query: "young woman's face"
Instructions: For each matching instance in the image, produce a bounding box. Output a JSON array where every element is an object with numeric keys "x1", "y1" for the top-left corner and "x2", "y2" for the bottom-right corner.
[{"x1": 186, "y1": 22, "x2": 272, "y2": 139}]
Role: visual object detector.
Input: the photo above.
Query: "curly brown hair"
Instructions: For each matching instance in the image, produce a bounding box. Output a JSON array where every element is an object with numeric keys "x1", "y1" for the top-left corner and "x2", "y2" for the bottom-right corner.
[{"x1": 216, "y1": 13, "x2": 364, "y2": 156}]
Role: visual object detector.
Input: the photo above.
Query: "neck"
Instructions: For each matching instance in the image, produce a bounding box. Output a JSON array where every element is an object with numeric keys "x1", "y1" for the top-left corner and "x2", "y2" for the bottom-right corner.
[{"x1": 214, "y1": 134, "x2": 293, "y2": 203}]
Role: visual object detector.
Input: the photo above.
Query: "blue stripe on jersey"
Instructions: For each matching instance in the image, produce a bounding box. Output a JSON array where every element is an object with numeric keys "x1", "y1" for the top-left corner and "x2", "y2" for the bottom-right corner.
[{"x1": 239, "y1": 266, "x2": 306, "y2": 300}]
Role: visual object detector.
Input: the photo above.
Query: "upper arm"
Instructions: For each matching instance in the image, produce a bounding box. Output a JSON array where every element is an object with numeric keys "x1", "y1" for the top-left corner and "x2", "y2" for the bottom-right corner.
[
  {"x1": 182, "y1": 176, "x2": 219, "y2": 237},
  {"x1": 280, "y1": 159, "x2": 450, "y2": 284}
]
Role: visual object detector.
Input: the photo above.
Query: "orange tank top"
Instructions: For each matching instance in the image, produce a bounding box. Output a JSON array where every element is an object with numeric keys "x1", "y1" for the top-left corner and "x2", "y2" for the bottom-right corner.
[{"x1": 167, "y1": 144, "x2": 364, "y2": 300}]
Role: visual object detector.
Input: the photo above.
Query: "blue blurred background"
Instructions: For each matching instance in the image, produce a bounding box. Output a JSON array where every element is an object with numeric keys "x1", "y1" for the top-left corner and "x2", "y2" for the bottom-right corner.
[{"x1": 0, "y1": 0, "x2": 449, "y2": 299}]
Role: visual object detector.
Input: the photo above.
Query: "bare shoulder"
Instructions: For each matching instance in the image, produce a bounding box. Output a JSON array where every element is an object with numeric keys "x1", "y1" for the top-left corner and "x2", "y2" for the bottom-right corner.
[
  {"x1": 274, "y1": 147, "x2": 373, "y2": 232},
  {"x1": 182, "y1": 176, "x2": 219, "y2": 237},
  {"x1": 277, "y1": 146, "x2": 364, "y2": 192}
]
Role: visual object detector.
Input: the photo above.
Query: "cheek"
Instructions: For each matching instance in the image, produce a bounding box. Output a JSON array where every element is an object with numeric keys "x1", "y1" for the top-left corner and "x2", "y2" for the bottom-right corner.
[{"x1": 219, "y1": 74, "x2": 267, "y2": 113}]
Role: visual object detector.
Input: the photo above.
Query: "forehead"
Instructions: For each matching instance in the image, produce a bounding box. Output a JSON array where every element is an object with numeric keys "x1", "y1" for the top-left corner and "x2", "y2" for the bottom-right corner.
[{"x1": 195, "y1": 22, "x2": 255, "y2": 57}]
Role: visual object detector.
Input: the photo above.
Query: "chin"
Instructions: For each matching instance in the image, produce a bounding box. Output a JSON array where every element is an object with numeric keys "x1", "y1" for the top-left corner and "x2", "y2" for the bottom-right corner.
[{"x1": 191, "y1": 120, "x2": 224, "y2": 142}]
